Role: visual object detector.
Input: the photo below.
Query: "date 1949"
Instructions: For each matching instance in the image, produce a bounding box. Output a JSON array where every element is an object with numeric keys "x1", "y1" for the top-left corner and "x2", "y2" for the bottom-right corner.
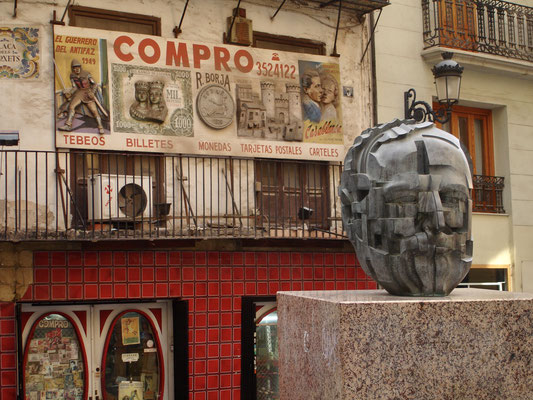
[{"x1": 256, "y1": 62, "x2": 296, "y2": 79}]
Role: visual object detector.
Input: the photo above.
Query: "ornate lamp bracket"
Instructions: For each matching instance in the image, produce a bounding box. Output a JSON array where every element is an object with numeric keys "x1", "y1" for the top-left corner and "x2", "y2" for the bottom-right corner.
[{"x1": 404, "y1": 88, "x2": 451, "y2": 124}]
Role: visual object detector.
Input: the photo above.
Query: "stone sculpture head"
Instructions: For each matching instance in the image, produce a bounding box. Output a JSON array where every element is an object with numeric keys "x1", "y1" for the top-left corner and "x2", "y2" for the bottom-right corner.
[{"x1": 339, "y1": 119, "x2": 473, "y2": 296}]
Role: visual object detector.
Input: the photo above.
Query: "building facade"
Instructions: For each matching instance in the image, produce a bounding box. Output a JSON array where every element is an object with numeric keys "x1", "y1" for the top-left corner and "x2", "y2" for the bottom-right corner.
[
  {"x1": 374, "y1": 0, "x2": 533, "y2": 293},
  {"x1": 0, "y1": 0, "x2": 387, "y2": 399}
]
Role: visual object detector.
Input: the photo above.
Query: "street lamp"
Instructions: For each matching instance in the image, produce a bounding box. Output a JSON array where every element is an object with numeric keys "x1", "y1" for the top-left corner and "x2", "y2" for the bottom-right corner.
[{"x1": 404, "y1": 52, "x2": 464, "y2": 124}]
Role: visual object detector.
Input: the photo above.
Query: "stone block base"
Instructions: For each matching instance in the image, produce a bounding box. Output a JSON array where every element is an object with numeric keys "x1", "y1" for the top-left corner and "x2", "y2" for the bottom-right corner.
[{"x1": 278, "y1": 289, "x2": 533, "y2": 400}]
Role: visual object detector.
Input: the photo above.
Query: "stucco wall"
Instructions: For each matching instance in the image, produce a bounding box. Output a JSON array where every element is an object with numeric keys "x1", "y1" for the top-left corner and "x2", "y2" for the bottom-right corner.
[{"x1": 374, "y1": 0, "x2": 533, "y2": 292}]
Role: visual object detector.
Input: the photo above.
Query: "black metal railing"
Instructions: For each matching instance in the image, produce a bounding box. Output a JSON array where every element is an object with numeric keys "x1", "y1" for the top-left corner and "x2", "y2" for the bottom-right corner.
[
  {"x1": 423, "y1": 0, "x2": 533, "y2": 62},
  {"x1": 0, "y1": 150, "x2": 345, "y2": 240},
  {"x1": 473, "y1": 174, "x2": 505, "y2": 213}
]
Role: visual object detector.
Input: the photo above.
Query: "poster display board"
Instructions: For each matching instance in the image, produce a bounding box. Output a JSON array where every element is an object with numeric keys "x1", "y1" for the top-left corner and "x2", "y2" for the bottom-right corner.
[{"x1": 53, "y1": 26, "x2": 346, "y2": 161}]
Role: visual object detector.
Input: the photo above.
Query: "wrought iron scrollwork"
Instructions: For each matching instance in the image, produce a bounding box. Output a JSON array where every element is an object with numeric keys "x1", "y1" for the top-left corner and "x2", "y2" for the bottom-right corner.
[{"x1": 404, "y1": 88, "x2": 451, "y2": 124}]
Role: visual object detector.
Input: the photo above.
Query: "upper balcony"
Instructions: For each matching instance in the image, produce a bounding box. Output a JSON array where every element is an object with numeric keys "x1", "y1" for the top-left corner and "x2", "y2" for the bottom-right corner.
[{"x1": 422, "y1": 0, "x2": 533, "y2": 72}]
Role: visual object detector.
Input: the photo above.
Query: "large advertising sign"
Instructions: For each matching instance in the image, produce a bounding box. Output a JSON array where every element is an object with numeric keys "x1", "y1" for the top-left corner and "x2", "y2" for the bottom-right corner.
[{"x1": 53, "y1": 26, "x2": 345, "y2": 160}]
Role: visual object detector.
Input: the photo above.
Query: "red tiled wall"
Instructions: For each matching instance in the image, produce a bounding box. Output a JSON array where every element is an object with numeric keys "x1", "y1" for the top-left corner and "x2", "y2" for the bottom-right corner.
[{"x1": 0, "y1": 250, "x2": 374, "y2": 400}]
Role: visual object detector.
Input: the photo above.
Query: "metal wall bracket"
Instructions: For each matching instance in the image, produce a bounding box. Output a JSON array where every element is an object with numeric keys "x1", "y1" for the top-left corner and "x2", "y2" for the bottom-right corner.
[{"x1": 173, "y1": 0, "x2": 190, "y2": 38}]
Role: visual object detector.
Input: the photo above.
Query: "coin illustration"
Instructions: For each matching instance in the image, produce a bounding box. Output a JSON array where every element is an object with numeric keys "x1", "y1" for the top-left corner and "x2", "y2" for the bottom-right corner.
[{"x1": 196, "y1": 84, "x2": 235, "y2": 129}]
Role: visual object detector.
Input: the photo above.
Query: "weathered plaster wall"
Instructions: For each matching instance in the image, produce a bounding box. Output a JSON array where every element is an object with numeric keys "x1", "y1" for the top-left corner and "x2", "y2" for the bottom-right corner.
[{"x1": 374, "y1": 0, "x2": 533, "y2": 292}]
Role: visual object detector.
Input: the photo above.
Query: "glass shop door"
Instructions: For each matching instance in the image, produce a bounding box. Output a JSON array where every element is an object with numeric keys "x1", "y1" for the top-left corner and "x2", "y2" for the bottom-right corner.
[{"x1": 21, "y1": 302, "x2": 173, "y2": 400}]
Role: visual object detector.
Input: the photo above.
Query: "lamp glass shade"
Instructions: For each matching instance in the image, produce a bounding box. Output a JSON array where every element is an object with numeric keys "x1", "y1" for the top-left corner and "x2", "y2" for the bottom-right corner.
[{"x1": 435, "y1": 74, "x2": 461, "y2": 104}]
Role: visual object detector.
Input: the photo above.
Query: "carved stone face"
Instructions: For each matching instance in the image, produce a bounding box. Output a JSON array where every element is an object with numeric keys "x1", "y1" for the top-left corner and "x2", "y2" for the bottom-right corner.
[
  {"x1": 136, "y1": 88, "x2": 148, "y2": 103},
  {"x1": 340, "y1": 120, "x2": 473, "y2": 296},
  {"x1": 149, "y1": 88, "x2": 162, "y2": 105}
]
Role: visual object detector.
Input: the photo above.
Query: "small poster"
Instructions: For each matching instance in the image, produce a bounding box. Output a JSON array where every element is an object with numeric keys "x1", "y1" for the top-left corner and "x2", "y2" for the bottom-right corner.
[
  {"x1": 0, "y1": 26, "x2": 40, "y2": 79},
  {"x1": 121, "y1": 316, "x2": 140, "y2": 345},
  {"x1": 118, "y1": 381, "x2": 143, "y2": 400}
]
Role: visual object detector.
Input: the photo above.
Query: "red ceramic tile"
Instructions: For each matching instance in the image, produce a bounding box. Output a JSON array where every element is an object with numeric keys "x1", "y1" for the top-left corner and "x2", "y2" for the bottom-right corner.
[
  {"x1": 128, "y1": 267, "x2": 140, "y2": 282},
  {"x1": 1, "y1": 353, "x2": 16, "y2": 369},
  {"x1": 220, "y1": 252, "x2": 232, "y2": 265},
  {"x1": 368, "y1": 281, "x2": 378, "y2": 289},
  {"x1": 268, "y1": 252, "x2": 279, "y2": 265},
  {"x1": 257, "y1": 282, "x2": 268, "y2": 295},
  {"x1": 182, "y1": 282, "x2": 194, "y2": 297},
  {"x1": 257, "y1": 267, "x2": 267, "y2": 281},
  {"x1": 195, "y1": 329, "x2": 206, "y2": 343},
  {"x1": 233, "y1": 374, "x2": 241, "y2": 387},
  {"x1": 84, "y1": 252, "x2": 98, "y2": 266},
  {"x1": 154, "y1": 252, "x2": 167, "y2": 266},
  {"x1": 220, "y1": 343, "x2": 232, "y2": 358},
  {"x1": 357, "y1": 281, "x2": 367, "y2": 290},
  {"x1": 196, "y1": 282, "x2": 207, "y2": 296},
  {"x1": 0, "y1": 303, "x2": 15, "y2": 317},
  {"x1": 51, "y1": 252, "x2": 66, "y2": 266},
  {"x1": 220, "y1": 358, "x2": 231, "y2": 372},
  {"x1": 233, "y1": 282, "x2": 244, "y2": 296},
  {"x1": 324, "y1": 253, "x2": 334, "y2": 266},
  {"x1": 113, "y1": 252, "x2": 126, "y2": 266},
  {"x1": 51, "y1": 268, "x2": 66, "y2": 283},
  {"x1": 84, "y1": 268, "x2": 98, "y2": 283},
  {"x1": 67, "y1": 252, "x2": 82, "y2": 266},
  {"x1": 303, "y1": 281, "x2": 313, "y2": 290},
  {"x1": 195, "y1": 344, "x2": 206, "y2": 358},
  {"x1": 51, "y1": 285, "x2": 66, "y2": 300},
  {"x1": 303, "y1": 267, "x2": 313, "y2": 280},
  {"x1": 256, "y1": 252, "x2": 267, "y2": 266},
  {"x1": 245, "y1": 282, "x2": 256, "y2": 295},
  {"x1": 142, "y1": 251, "x2": 154, "y2": 266},
  {"x1": 113, "y1": 284, "x2": 126, "y2": 299},
  {"x1": 114, "y1": 267, "x2": 126, "y2": 282},
  {"x1": 292, "y1": 282, "x2": 302, "y2": 291},
  {"x1": 195, "y1": 298, "x2": 207, "y2": 312},
  {"x1": 314, "y1": 281, "x2": 324, "y2": 290},
  {"x1": 232, "y1": 267, "x2": 244, "y2": 280},
  {"x1": 220, "y1": 389, "x2": 231, "y2": 399},
  {"x1": 196, "y1": 267, "x2": 207, "y2": 281},
  {"x1": 169, "y1": 283, "x2": 181, "y2": 297},
  {"x1": 346, "y1": 281, "x2": 356, "y2": 290},
  {"x1": 335, "y1": 253, "x2": 346, "y2": 266},
  {"x1": 220, "y1": 374, "x2": 232, "y2": 388},
  {"x1": 346, "y1": 253, "x2": 356, "y2": 266},
  {"x1": 169, "y1": 251, "x2": 181, "y2": 265},
  {"x1": 313, "y1": 253, "x2": 324, "y2": 266},
  {"x1": 279, "y1": 253, "x2": 290, "y2": 265},
  {"x1": 233, "y1": 327, "x2": 241, "y2": 341},
  {"x1": 208, "y1": 267, "x2": 219, "y2": 281},
  {"x1": 268, "y1": 267, "x2": 279, "y2": 280},
  {"x1": 1, "y1": 388, "x2": 16, "y2": 400},
  {"x1": 325, "y1": 281, "x2": 335, "y2": 290},
  {"x1": 208, "y1": 298, "x2": 219, "y2": 312},
  {"x1": 155, "y1": 267, "x2": 168, "y2": 281},
  {"x1": 208, "y1": 360, "x2": 219, "y2": 375},
  {"x1": 194, "y1": 359, "x2": 206, "y2": 374},
  {"x1": 195, "y1": 314, "x2": 207, "y2": 328},
  {"x1": 280, "y1": 267, "x2": 290, "y2": 280},
  {"x1": 208, "y1": 328, "x2": 219, "y2": 342},
  {"x1": 220, "y1": 327, "x2": 232, "y2": 341},
  {"x1": 68, "y1": 285, "x2": 82, "y2": 300},
  {"x1": 194, "y1": 376, "x2": 206, "y2": 391},
  {"x1": 233, "y1": 297, "x2": 241, "y2": 311},
  {"x1": 195, "y1": 252, "x2": 207, "y2": 265},
  {"x1": 0, "y1": 320, "x2": 15, "y2": 335},
  {"x1": 34, "y1": 285, "x2": 50, "y2": 301},
  {"x1": 336, "y1": 281, "x2": 346, "y2": 290},
  {"x1": 99, "y1": 267, "x2": 112, "y2": 282},
  {"x1": 291, "y1": 253, "x2": 302, "y2": 265},
  {"x1": 33, "y1": 251, "x2": 49, "y2": 267},
  {"x1": 1, "y1": 336, "x2": 15, "y2": 351},
  {"x1": 314, "y1": 267, "x2": 324, "y2": 280},
  {"x1": 20, "y1": 287, "x2": 32, "y2": 301},
  {"x1": 1, "y1": 370, "x2": 16, "y2": 386},
  {"x1": 182, "y1": 251, "x2": 194, "y2": 265},
  {"x1": 85, "y1": 284, "x2": 98, "y2": 299},
  {"x1": 244, "y1": 252, "x2": 255, "y2": 266},
  {"x1": 303, "y1": 253, "x2": 313, "y2": 266},
  {"x1": 142, "y1": 283, "x2": 154, "y2": 298},
  {"x1": 346, "y1": 266, "x2": 356, "y2": 280},
  {"x1": 220, "y1": 298, "x2": 232, "y2": 311},
  {"x1": 269, "y1": 282, "x2": 279, "y2": 295},
  {"x1": 34, "y1": 269, "x2": 49, "y2": 284},
  {"x1": 128, "y1": 283, "x2": 141, "y2": 298},
  {"x1": 245, "y1": 267, "x2": 256, "y2": 280},
  {"x1": 220, "y1": 282, "x2": 232, "y2": 296},
  {"x1": 336, "y1": 267, "x2": 346, "y2": 280},
  {"x1": 232, "y1": 343, "x2": 241, "y2": 357},
  {"x1": 68, "y1": 268, "x2": 82, "y2": 283},
  {"x1": 292, "y1": 267, "x2": 302, "y2": 280},
  {"x1": 127, "y1": 252, "x2": 140, "y2": 265},
  {"x1": 208, "y1": 313, "x2": 219, "y2": 327},
  {"x1": 233, "y1": 252, "x2": 243, "y2": 265},
  {"x1": 156, "y1": 283, "x2": 168, "y2": 298},
  {"x1": 167, "y1": 266, "x2": 179, "y2": 281},
  {"x1": 208, "y1": 252, "x2": 219, "y2": 266},
  {"x1": 207, "y1": 374, "x2": 219, "y2": 389},
  {"x1": 356, "y1": 267, "x2": 367, "y2": 280},
  {"x1": 99, "y1": 251, "x2": 112, "y2": 266},
  {"x1": 142, "y1": 267, "x2": 154, "y2": 282},
  {"x1": 182, "y1": 267, "x2": 194, "y2": 281},
  {"x1": 100, "y1": 284, "x2": 112, "y2": 299}
]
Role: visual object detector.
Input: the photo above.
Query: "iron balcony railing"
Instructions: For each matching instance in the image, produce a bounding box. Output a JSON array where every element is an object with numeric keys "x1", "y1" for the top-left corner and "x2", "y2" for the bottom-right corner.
[
  {"x1": 423, "y1": 0, "x2": 533, "y2": 62},
  {"x1": 0, "y1": 150, "x2": 345, "y2": 240},
  {"x1": 472, "y1": 174, "x2": 505, "y2": 213}
]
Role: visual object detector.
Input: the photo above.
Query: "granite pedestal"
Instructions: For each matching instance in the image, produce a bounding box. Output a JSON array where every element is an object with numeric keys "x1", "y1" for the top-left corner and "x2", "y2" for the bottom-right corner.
[{"x1": 278, "y1": 289, "x2": 533, "y2": 400}]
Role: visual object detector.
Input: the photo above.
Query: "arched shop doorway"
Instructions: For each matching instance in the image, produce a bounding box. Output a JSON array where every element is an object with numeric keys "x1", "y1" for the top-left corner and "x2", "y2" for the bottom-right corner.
[{"x1": 20, "y1": 301, "x2": 187, "y2": 400}]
